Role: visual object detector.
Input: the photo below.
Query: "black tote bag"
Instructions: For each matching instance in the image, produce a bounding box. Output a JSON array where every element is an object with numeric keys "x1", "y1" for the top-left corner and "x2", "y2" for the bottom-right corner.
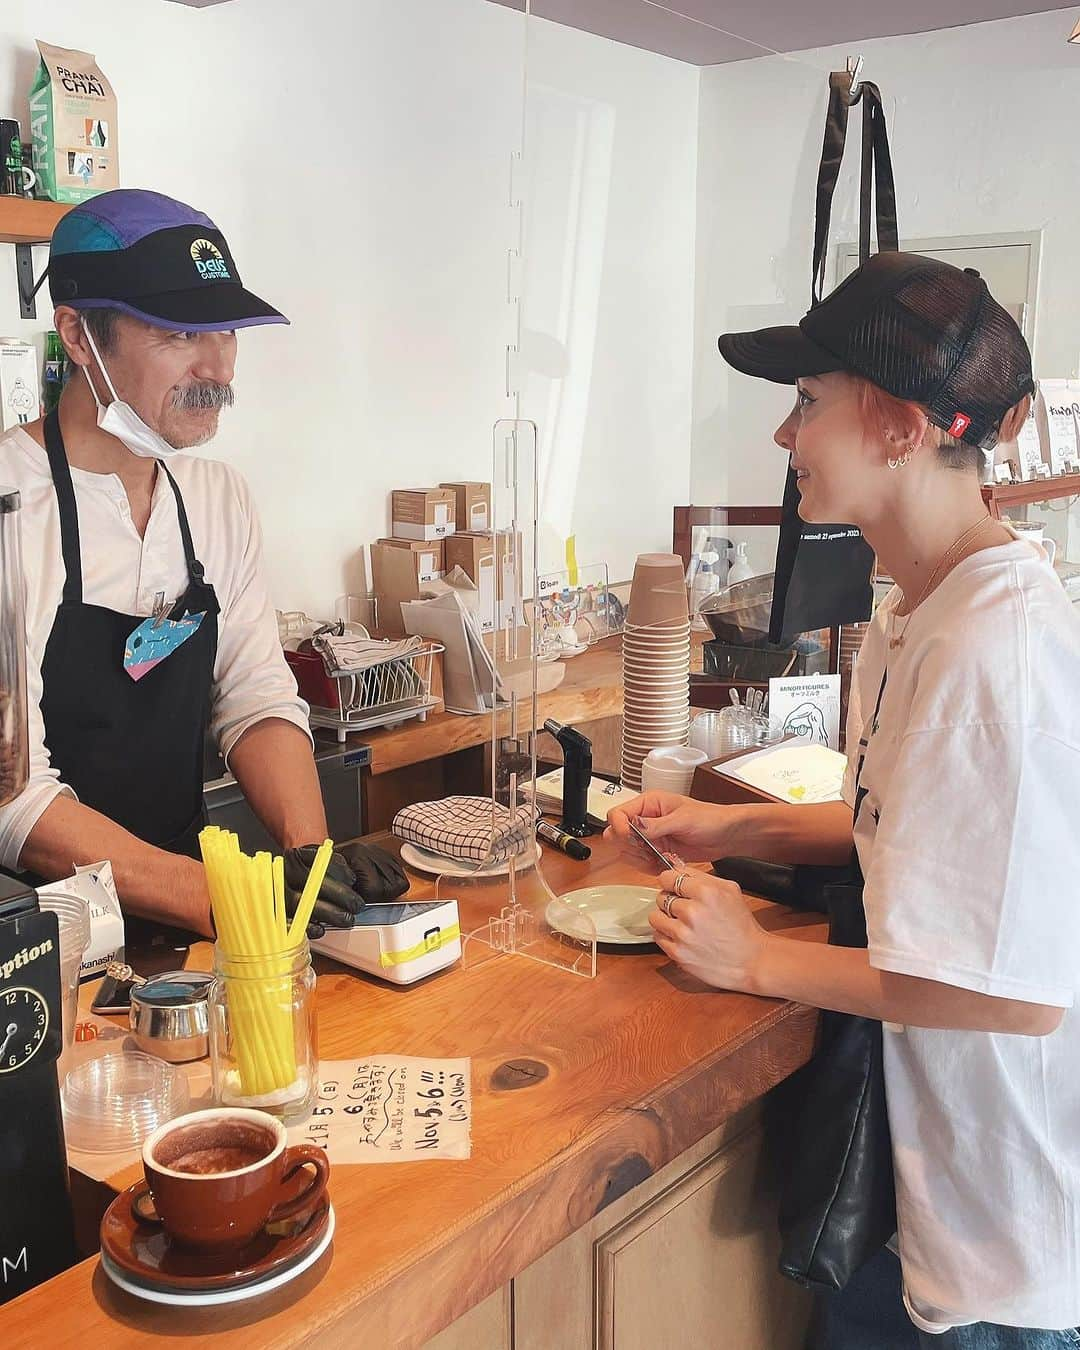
[
  {"x1": 769, "y1": 74, "x2": 897, "y2": 644},
  {"x1": 713, "y1": 666, "x2": 897, "y2": 1291}
]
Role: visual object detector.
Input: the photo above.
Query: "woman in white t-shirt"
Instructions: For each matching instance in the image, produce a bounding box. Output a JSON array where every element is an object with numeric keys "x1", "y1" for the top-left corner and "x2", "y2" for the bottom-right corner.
[{"x1": 609, "y1": 252, "x2": 1080, "y2": 1348}]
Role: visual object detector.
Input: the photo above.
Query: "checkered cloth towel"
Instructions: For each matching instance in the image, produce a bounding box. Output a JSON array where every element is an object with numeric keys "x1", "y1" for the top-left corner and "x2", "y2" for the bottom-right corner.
[
  {"x1": 311, "y1": 632, "x2": 423, "y2": 678},
  {"x1": 392, "y1": 796, "x2": 536, "y2": 864}
]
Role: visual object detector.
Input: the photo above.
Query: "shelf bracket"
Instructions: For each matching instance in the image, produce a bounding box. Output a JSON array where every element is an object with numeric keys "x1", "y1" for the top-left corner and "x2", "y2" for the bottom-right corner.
[{"x1": 16, "y1": 243, "x2": 38, "y2": 319}]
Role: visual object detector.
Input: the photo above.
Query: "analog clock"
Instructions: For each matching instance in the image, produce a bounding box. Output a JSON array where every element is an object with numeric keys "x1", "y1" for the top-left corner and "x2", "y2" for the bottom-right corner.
[{"x1": 0, "y1": 986, "x2": 50, "y2": 1074}]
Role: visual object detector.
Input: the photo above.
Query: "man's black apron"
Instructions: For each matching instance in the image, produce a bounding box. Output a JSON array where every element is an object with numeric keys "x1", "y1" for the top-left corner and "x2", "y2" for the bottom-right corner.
[{"x1": 35, "y1": 409, "x2": 219, "y2": 938}]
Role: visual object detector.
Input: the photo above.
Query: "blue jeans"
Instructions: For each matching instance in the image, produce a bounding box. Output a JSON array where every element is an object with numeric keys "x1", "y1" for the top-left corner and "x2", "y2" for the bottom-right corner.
[{"x1": 809, "y1": 1247, "x2": 1080, "y2": 1349}]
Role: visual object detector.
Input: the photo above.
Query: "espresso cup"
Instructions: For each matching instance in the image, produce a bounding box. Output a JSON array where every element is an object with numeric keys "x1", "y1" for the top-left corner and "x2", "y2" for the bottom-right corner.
[{"x1": 133, "y1": 1107, "x2": 330, "y2": 1251}]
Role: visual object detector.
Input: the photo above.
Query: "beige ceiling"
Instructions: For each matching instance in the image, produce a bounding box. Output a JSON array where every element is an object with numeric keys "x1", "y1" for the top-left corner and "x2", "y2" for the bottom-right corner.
[{"x1": 487, "y1": 0, "x2": 1078, "y2": 63}]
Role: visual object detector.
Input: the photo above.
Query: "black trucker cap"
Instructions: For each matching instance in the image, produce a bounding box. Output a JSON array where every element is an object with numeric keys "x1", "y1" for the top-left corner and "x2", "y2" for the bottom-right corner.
[{"x1": 719, "y1": 251, "x2": 1034, "y2": 450}]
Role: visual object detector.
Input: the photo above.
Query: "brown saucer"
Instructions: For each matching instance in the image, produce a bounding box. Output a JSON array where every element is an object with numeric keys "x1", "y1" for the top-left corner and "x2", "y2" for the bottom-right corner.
[{"x1": 100, "y1": 1171, "x2": 331, "y2": 1293}]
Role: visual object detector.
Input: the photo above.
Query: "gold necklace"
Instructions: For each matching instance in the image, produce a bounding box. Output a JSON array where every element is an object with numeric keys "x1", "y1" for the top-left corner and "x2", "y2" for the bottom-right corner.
[{"x1": 888, "y1": 515, "x2": 994, "y2": 650}]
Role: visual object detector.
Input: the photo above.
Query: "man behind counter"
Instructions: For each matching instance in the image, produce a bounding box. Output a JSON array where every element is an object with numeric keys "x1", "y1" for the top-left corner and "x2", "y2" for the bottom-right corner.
[{"x1": 0, "y1": 189, "x2": 405, "y2": 936}]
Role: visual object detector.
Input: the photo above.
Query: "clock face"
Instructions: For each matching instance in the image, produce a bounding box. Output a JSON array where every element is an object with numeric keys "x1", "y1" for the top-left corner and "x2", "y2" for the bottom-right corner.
[{"x1": 0, "y1": 985, "x2": 50, "y2": 1074}]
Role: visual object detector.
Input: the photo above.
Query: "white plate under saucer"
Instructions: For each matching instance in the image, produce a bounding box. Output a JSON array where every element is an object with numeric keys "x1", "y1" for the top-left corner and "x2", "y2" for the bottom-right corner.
[
  {"x1": 400, "y1": 840, "x2": 541, "y2": 878},
  {"x1": 100, "y1": 1206, "x2": 335, "y2": 1307},
  {"x1": 545, "y1": 884, "x2": 659, "y2": 946}
]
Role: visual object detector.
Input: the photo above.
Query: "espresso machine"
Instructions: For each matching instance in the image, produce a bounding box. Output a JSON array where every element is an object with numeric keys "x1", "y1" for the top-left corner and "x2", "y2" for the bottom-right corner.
[{"x1": 0, "y1": 487, "x2": 77, "y2": 1303}]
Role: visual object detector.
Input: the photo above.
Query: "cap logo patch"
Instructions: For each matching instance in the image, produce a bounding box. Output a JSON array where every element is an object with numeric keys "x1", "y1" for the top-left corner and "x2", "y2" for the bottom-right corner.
[
  {"x1": 948, "y1": 412, "x2": 972, "y2": 438},
  {"x1": 190, "y1": 238, "x2": 231, "y2": 282}
]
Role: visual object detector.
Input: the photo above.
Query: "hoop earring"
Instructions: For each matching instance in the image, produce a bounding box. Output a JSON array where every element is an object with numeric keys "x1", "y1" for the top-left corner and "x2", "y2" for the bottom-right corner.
[{"x1": 887, "y1": 447, "x2": 913, "y2": 470}]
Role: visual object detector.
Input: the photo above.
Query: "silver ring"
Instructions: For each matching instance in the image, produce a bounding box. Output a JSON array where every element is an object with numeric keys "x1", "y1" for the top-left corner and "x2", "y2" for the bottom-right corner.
[
  {"x1": 660, "y1": 892, "x2": 679, "y2": 919},
  {"x1": 673, "y1": 872, "x2": 691, "y2": 899}
]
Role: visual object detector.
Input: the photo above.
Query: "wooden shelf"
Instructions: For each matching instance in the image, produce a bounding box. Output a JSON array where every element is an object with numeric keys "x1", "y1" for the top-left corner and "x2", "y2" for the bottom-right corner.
[
  {"x1": 0, "y1": 196, "x2": 72, "y2": 245},
  {"x1": 983, "y1": 472, "x2": 1080, "y2": 513}
]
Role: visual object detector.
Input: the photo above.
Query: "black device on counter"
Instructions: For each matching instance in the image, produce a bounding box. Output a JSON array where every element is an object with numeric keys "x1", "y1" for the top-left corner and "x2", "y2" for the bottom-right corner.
[
  {"x1": 542, "y1": 719, "x2": 593, "y2": 837},
  {"x1": 0, "y1": 873, "x2": 77, "y2": 1304}
]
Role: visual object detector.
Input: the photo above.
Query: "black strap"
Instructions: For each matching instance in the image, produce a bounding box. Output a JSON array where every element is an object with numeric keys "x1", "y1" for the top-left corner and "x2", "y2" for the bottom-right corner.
[
  {"x1": 43, "y1": 411, "x2": 208, "y2": 602},
  {"x1": 811, "y1": 73, "x2": 851, "y2": 306},
  {"x1": 858, "y1": 85, "x2": 898, "y2": 264},
  {"x1": 852, "y1": 665, "x2": 889, "y2": 829},
  {"x1": 43, "y1": 410, "x2": 84, "y2": 606},
  {"x1": 159, "y1": 463, "x2": 205, "y2": 582}
]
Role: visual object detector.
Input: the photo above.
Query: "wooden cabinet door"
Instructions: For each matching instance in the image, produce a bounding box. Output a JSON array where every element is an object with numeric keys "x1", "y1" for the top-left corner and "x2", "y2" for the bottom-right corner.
[
  {"x1": 595, "y1": 1124, "x2": 809, "y2": 1350},
  {"x1": 513, "y1": 1110, "x2": 810, "y2": 1350},
  {"x1": 424, "y1": 1285, "x2": 511, "y2": 1350}
]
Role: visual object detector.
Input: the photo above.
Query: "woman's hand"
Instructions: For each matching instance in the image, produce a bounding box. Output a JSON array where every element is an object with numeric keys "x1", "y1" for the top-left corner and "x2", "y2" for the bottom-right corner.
[
  {"x1": 649, "y1": 867, "x2": 770, "y2": 992},
  {"x1": 605, "y1": 792, "x2": 740, "y2": 864}
]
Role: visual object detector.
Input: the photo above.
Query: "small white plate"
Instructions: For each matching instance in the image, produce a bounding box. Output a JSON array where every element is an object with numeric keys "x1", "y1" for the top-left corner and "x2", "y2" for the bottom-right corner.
[
  {"x1": 401, "y1": 840, "x2": 541, "y2": 878},
  {"x1": 546, "y1": 884, "x2": 659, "y2": 946},
  {"x1": 99, "y1": 1207, "x2": 335, "y2": 1307}
]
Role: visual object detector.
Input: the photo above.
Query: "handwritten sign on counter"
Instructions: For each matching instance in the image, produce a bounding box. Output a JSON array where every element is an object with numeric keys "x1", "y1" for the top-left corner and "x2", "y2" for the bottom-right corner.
[{"x1": 289, "y1": 1057, "x2": 472, "y2": 1164}]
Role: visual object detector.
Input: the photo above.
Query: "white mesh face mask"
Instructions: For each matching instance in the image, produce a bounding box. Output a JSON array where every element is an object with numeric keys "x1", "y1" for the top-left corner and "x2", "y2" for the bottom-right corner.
[{"x1": 81, "y1": 318, "x2": 181, "y2": 461}]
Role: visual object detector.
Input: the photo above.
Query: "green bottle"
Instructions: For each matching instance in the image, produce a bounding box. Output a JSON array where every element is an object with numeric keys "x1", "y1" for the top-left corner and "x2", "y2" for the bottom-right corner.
[{"x1": 42, "y1": 332, "x2": 65, "y2": 414}]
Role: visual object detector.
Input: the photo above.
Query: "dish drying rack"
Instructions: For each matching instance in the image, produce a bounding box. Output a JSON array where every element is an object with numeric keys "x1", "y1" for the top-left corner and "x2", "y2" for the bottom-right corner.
[{"x1": 280, "y1": 610, "x2": 442, "y2": 743}]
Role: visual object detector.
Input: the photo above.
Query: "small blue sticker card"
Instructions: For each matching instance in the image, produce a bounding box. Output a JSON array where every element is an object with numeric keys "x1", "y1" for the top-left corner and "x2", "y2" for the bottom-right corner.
[{"x1": 124, "y1": 612, "x2": 205, "y2": 682}]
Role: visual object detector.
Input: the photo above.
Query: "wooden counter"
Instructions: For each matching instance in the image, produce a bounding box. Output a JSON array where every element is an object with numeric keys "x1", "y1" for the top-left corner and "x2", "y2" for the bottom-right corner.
[{"x1": 5, "y1": 836, "x2": 826, "y2": 1349}]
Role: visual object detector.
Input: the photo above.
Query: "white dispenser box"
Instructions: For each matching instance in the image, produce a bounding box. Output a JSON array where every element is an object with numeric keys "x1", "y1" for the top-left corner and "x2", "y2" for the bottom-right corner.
[{"x1": 0, "y1": 339, "x2": 40, "y2": 432}]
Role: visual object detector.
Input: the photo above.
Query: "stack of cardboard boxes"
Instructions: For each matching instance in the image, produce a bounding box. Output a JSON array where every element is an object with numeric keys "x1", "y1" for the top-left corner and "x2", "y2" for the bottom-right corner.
[{"x1": 372, "y1": 482, "x2": 521, "y2": 636}]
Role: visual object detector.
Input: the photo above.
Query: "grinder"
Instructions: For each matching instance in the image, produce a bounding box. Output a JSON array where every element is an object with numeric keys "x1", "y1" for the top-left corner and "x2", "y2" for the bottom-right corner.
[
  {"x1": 0, "y1": 488, "x2": 77, "y2": 1304},
  {"x1": 542, "y1": 719, "x2": 592, "y2": 837}
]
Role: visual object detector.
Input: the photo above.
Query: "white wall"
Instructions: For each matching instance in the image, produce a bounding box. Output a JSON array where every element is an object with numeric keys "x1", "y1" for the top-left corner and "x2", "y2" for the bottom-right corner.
[
  {"x1": 518, "y1": 23, "x2": 699, "y2": 582},
  {"x1": 691, "y1": 8, "x2": 1080, "y2": 524},
  {"x1": 2, "y1": 0, "x2": 528, "y2": 614},
  {"x1": 1, "y1": 0, "x2": 699, "y2": 616}
]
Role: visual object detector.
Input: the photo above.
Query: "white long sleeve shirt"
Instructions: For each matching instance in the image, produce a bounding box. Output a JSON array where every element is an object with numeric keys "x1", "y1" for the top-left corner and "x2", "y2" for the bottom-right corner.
[{"x1": 0, "y1": 425, "x2": 311, "y2": 871}]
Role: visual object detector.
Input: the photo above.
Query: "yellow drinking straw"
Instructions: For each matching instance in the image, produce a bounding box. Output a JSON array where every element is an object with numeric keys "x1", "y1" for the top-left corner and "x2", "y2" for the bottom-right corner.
[{"x1": 198, "y1": 828, "x2": 333, "y2": 1099}]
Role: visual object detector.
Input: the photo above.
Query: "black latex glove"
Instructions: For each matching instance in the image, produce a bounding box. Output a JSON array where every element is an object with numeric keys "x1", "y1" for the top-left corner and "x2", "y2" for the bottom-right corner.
[{"x1": 283, "y1": 842, "x2": 410, "y2": 938}]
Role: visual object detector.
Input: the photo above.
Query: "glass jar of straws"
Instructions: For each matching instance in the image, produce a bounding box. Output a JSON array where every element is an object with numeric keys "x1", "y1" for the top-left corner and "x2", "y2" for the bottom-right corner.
[
  {"x1": 200, "y1": 826, "x2": 333, "y2": 1123},
  {"x1": 209, "y1": 940, "x2": 318, "y2": 1122}
]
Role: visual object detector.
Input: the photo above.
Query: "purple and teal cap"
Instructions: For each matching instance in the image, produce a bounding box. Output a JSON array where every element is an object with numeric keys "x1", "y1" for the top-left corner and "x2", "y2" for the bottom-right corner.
[{"x1": 47, "y1": 188, "x2": 287, "y2": 331}]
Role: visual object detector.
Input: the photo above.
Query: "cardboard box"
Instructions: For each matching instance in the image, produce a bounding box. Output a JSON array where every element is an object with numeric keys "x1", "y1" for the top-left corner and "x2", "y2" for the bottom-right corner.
[
  {"x1": 445, "y1": 530, "x2": 522, "y2": 632},
  {"x1": 375, "y1": 537, "x2": 444, "y2": 583},
  {"x1": 0, "y1": 338, "x2": 40, "y2": 431},
  {"x1": 391, "y1": 488, "x2": 456, "y2": 541},
  {"x1": 439, "y1": 481, "x2": 491, "y2": 533},
  {"x1": 371, "y1": 539, "x2": 446, "y2": 637}
]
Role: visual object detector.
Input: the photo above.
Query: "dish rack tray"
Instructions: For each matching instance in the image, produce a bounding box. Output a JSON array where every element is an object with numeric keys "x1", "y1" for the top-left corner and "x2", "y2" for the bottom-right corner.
[{"x1": 286, "y1": 642, "x2": 443, "y2": 743}]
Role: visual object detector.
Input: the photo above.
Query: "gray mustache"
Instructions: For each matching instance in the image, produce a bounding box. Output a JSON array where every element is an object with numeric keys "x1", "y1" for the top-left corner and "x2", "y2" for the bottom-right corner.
[{"x1": 173, "y1": 382, "x2": 235, "y2": 411}]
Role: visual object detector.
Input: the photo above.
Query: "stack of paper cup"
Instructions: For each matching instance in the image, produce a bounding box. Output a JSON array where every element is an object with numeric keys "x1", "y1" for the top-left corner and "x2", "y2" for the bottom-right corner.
[{"x1": 621, "y1": 554, "x2": 691, "y2": 791}]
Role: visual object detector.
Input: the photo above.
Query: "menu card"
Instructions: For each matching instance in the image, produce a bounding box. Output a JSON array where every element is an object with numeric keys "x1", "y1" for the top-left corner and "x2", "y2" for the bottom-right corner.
[
  {"x1": 290, "y1": 1056, "x2": 472, "y2": 1164},
  {"x1": 713, "y1": 742, "x2": 847, "y2": 805},
  {"x1": 1041, "y1": 380, "x2": 1080, "y2": 475},
  {"x1": 1016, "y1": 401, "x2": 1044, "y2": 481}
]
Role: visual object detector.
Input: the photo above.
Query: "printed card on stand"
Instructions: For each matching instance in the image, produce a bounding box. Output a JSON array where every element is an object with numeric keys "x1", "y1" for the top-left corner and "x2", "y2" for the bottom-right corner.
[
  {"x1": 1041, "y1": 380, "x2": 1080, "y2": 476},
  {"x1": 768, "y1": 674, "x2": 842, "y2": 751}
]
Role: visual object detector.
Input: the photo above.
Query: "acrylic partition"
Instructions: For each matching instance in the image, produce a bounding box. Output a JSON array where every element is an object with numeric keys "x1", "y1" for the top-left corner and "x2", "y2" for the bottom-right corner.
[
  {"x1": 421, "y1": 417, "x2": 600, "y2": 978},
  {"x1": 427, "y1": 5, "x2": 721, "y2": 974}
]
